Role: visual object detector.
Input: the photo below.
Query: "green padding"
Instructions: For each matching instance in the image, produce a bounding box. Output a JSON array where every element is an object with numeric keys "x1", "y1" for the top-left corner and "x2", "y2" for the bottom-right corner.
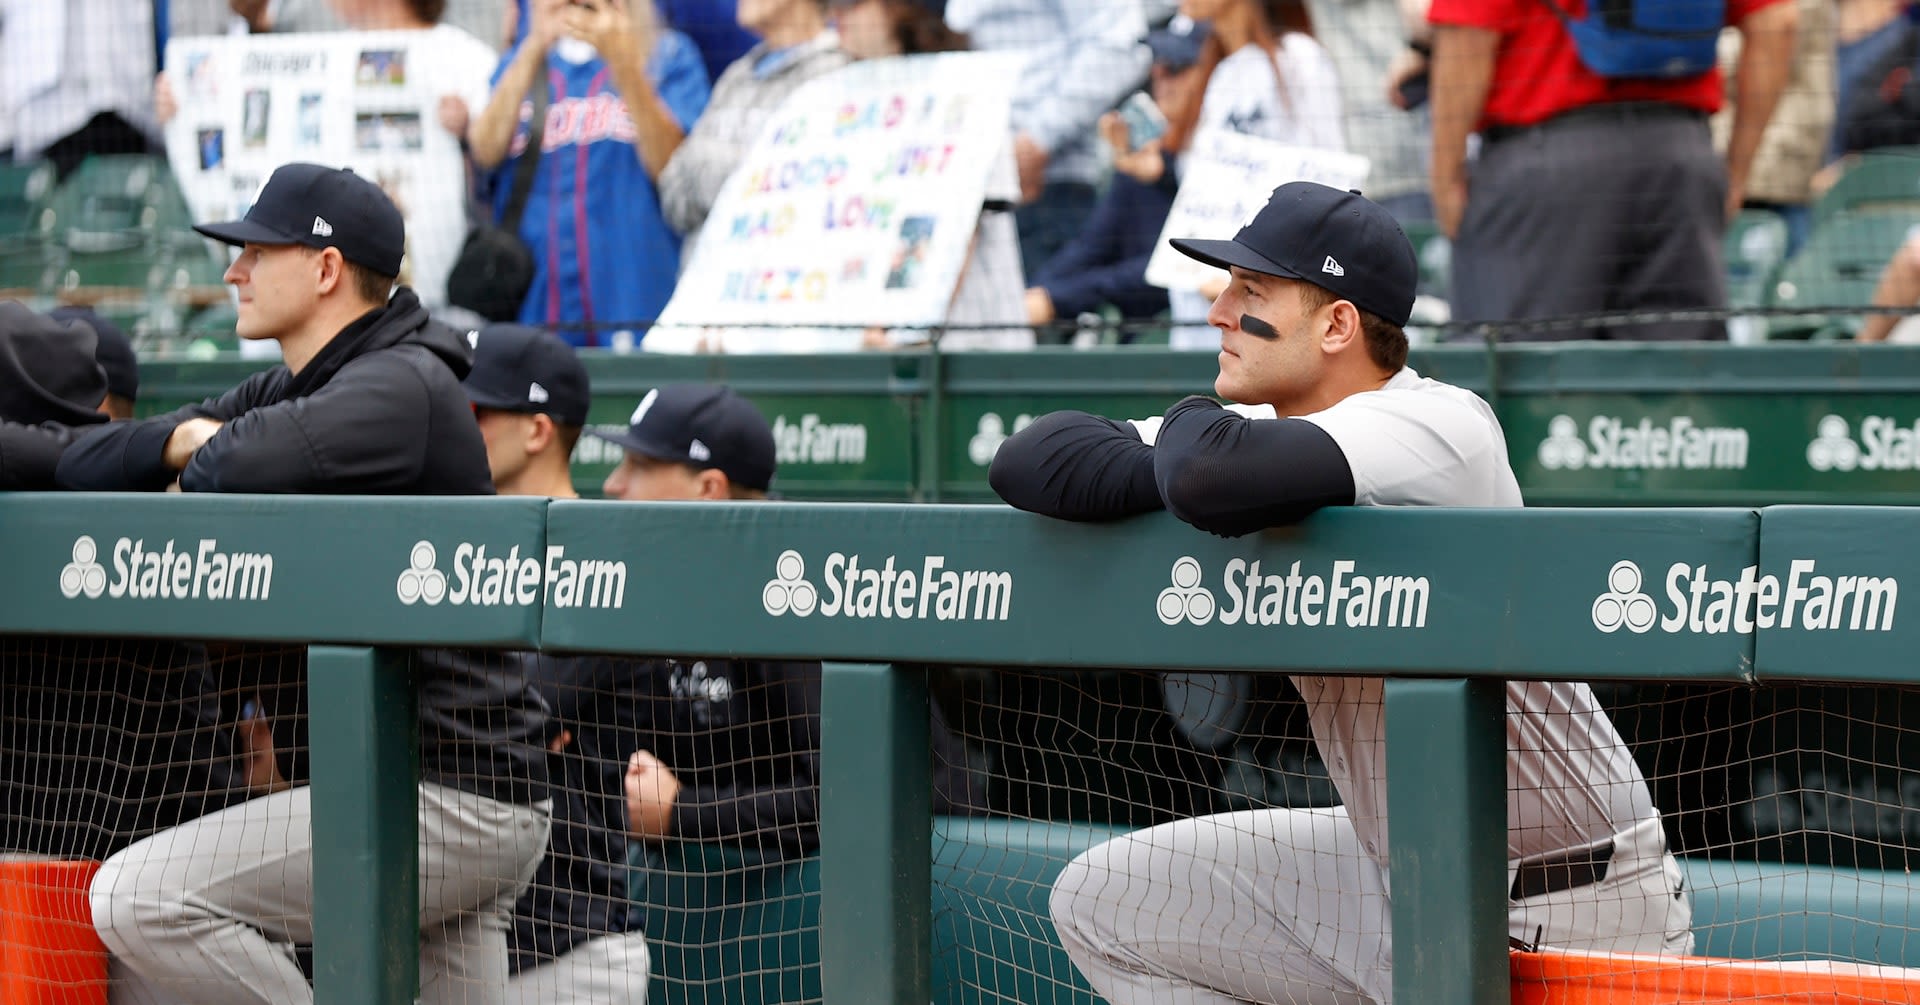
[
  {"x1": 930, "y1": 818, "x2": 1128, "y2": 1005},
  {"x1": 0, "y1": 493, "x2": 546, "y2": 647},
  {"x1": 628, "y1": 820, "x2": 1129, "y2": 1005},
  {"x1": 1682, "y1": 858, "x2": 1920, "y2": 966},
  {"x1": 628, "y1": 842, "x2": 822, "y2": 1005}
]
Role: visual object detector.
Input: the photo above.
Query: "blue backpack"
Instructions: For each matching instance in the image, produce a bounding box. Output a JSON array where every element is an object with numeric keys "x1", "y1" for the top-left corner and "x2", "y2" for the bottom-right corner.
[{"x1": 1545, "y1": 0, "x2": 1726, "y2": 79}]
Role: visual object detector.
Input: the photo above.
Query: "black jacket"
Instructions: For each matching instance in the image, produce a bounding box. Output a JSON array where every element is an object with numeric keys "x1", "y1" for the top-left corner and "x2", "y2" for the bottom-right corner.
[
  {"x1": 56, "y1": 288, "x2": 492, "y2": 495},
  {"x1": 0, "y1": 299, "x2": 109, "y2": 489}
]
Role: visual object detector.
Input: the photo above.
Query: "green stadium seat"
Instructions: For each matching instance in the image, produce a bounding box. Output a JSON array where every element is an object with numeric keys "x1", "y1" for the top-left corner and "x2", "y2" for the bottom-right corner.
[
  {"x1": 1766, "y1": 209, "x2": 1920, "y2": 339},
  {"x1": 1813, "y1": 147, "x2": 1920, "y2": 227},
  {"x1": 38, "y1": 155, "x2": 197, "y2": 255},
  {"x1": 0, "y1": 161, "x2": 56, "y2": 247},
  {"x1": 1399, "y1": 219, "x2": 1453, "y2": 300},
  {"x1": 1683, "y1": 858, "x2": 1920, "y2": 966},
  {"x1": 1725, "y1": 210, "x2": 1790, "y2": 310}
]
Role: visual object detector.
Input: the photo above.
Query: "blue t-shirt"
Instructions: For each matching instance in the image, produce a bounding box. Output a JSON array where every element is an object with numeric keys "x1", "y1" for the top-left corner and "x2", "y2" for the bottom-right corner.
[{"x1": 489, "y1": 32, "x2": 711, "y2": 347}]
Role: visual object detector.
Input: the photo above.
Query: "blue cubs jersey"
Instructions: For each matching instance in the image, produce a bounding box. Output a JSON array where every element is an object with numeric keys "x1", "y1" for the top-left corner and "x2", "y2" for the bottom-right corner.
[{"x1": 490, "y1": 32, "x2": 711, "y2": 348}]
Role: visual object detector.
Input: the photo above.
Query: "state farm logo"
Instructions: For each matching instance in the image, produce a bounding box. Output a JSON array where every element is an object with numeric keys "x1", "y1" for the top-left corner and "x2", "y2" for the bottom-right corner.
[
  {"x1": 762, "y1": 550, "x2": 820, "y2": 617},
  {"x1": 762, "y1": 549, "x2": 1010, "y2": 621},
  {"x1": 1538, "y1": 414, "x2": 1748, "y2": 471},
  {"x1": 1591, "y1": 560, "x2": 1658, "y2": 634},
  {"x1": 398, "y1": 541, "x2": 626, "y2": 609},
  {"x1": 397, "y1": 542, "x2": 450, "y2": 605},
  {"x1": 1807, "y1": 415, "x2": 1861, "y2": 472},
  {"x1": 968, "y1": 412, "x2": 1034, "y2": 467},
  {"x1": 60, "y1": 536, "x2": 107, "y2": 599},
  {"x1": 1158, "y1": 557, "x2": 1216, "y2": 625},
  {"x1": 1593, "y1": 558, "x2": 1896, "y2": 634}
]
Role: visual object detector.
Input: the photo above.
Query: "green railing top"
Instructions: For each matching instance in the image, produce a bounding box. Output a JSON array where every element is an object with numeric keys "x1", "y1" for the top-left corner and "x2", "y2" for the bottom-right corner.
[{"x1": 4, "y1": 493, "x2": 1911, "y2": 684}]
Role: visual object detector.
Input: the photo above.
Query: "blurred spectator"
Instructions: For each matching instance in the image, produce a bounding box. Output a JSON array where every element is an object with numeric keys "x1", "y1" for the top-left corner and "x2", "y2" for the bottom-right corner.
[
  {"x1": 945, "y1": 0, "x2": 1151, "y2": 286},
  {"x1": 1713, "y1": 0, "x2": 1835, "y2": 258},
  {"x1": 658, "y1": 0, "x2": 763, "y2": 79},
  {"x1": 1024, "y1": 21, "x2": 1202, "y2": 336},
  {"x1": 1309, "y1": 0, "x2": 1432, "y2": 222},
  {"x1": 0, "y1": 301, "x2": 109, "y2": 489},
  {"x1": 471, "y1": 0, "x2": 710, "y2": 348},
  {"x1": 49, "y1": 305, "x2": 140, "y2": 419},
  {"x1": 836, "y1": 0, "x2": 1033, "y2": 350},
  {"x1": 0, "y1": 1, "x2": 162, "y2": 180},
  {"x1": 657, "y1": 0, "x2": 848, "y2": 254},
  {"x1": 1430, "y1": 0, "x2": 1798, "y2": 341},
  {"x1": 1829, "y1": 0, "x2": 1914, "y2": 162},
  {"x1": 1148, "y1": 0, "x2": 1346, "y2": 348},
  {"x1": 231, "y1": 0, "x2": 511, "y2": 43},
  {"x1": 1855, "y1": 231, "x2": 1920, "y2": 342}
]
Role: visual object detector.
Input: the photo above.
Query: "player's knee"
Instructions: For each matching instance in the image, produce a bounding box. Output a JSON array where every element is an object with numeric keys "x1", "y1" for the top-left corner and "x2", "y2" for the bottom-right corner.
[
  {"x1": 89, "y1": 855, "x2": 148, "y2": 957},
  {"x1": 1048, "y1": 843, "x2": 1113, "y2": 945}
]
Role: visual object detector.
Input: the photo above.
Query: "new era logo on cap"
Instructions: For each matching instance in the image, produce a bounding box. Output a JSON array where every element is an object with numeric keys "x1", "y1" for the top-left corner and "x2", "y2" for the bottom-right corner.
[
  {"x1": 688, "y1": 439, "x2": 712, "y2": 462},
  {"x1": 312, "y1": 216, "x2": 333, "y2": 237},
  {"x1": 1322, "y1": 256, "x2": 1344, "y2": 277},
  {"x1": 528, "y1": 382, "x2": 549, "y2": 404}
]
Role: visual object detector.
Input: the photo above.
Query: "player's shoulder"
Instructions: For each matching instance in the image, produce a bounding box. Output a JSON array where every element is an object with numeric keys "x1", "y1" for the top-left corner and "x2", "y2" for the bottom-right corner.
[{"x1": 1341, "y1": 369, "x2": 1498, "y2": 424}]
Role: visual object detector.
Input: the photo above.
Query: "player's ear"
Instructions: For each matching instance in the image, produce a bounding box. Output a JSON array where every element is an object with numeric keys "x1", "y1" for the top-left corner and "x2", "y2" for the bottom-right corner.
[
  {"x1": 526, "y1": 413, "x2": 557, "y2": 453},
  {"x1": 693, "y1": 467, "x2": 732, "y2": 501},
  {"x1": 1321, "y1": 299, "x2": 1362, "y2": 355}
]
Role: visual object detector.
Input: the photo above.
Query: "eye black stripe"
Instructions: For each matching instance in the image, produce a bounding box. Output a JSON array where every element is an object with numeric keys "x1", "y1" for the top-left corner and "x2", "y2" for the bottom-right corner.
[{"x1": 1240, "y1": 314, "x2": 1281, "y2": 340}]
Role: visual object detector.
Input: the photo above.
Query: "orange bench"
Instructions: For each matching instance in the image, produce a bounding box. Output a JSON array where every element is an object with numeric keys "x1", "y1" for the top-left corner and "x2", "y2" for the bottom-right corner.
[
  {"x1": 1513, "y1": 948, "x2": 1920, "y2": 1005},
  {"x1": 0, "y1": 860, "x2": 107, "y2": 1005}
]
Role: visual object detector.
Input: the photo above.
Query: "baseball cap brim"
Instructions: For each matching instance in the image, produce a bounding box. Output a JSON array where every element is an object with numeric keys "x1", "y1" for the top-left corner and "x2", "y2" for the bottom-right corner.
[
  {"x1": 194, "y1": 219, "x2": 298, "y2": 248},
  {"x1": 1169, "y1": 237, "x2": 1309, "y2": 282},
  {"x1": 465, "y1": 385, "x2": 534, "y2": 413},
  {"x1": 587, "y1": 426, "x2": 694, "y2": 467}
]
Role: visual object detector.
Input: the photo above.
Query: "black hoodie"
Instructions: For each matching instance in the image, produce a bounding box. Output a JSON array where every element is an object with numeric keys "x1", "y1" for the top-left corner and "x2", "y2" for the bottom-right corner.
[
  {"x1": 0, "y1": 300, "x2": 109, "y2": 489},
  {"x1": 50, "y1": 288, "x2": 548, "y2": 805},
  {"x1": 56, "y1": 288, "x2": 492, "y2": 494}
]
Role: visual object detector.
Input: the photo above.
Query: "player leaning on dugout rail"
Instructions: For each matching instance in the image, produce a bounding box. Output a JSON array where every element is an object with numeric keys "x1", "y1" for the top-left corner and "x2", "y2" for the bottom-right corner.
[{"x1": 990, "y1": 181, "x2": 1691, "y2": 1005}]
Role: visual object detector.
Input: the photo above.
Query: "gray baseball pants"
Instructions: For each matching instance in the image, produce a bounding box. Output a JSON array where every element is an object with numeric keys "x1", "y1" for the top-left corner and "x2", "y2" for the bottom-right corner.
[
  {"x1": 503, "y1": 930, "x2": 653, "y2": 1003},
  {"x1": 1049, "y1": 806, "x2": 1691, "y2": 1005},
  {"x1": 92, "y1": 781, "x2": 550, "y2": 1005}
]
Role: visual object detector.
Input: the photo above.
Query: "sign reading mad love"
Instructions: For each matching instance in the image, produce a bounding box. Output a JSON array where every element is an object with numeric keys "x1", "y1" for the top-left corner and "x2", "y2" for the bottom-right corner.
[
  {"x1": 647, "y1": 51, "x2": 1019, "y2": 353},
  {"x1": 1145, "y1": 128, "x2": 1371, "y2": 293}
]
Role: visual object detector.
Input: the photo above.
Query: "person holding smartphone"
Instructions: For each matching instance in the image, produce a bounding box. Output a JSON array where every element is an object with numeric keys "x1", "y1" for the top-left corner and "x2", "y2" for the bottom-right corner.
[{"x1": 1023, "y1": 21, "x2": 1207, "y2": 336}]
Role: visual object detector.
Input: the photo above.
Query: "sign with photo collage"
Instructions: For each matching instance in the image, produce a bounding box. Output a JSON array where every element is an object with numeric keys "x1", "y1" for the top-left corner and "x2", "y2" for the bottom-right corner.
[{"x1": 160, "y1": 30, "x2": 494, "y2": 309}]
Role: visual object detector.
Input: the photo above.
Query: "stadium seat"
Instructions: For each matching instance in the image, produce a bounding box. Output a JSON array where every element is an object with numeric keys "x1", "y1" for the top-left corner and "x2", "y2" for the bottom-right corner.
[
  {"x1": 1399, "y1": 219, "x2": 1453, "y2": 301},
  {"x1": 1765, "y1": 209, "x2": 1920, "y2": 339},
  {"x1": 0, "y1": 161, "x2": 56, "y2": 248},
  {"x1": 36, "y1": 155, "x2": 198, "y2": 256},
  {"x1": 1813, "y1": 147, "x2": 1920, "y2": 227},
  {"x1": 1725, "y1": 210, "x2": 1790, "y2": 310},
  {"x1": 1682, "y1": 858, "x2": 1920, "y2": 967}
]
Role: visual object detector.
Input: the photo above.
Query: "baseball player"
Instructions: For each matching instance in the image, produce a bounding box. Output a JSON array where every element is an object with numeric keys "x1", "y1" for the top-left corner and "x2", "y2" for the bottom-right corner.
[{"x1": 989, "y1": 182, "x2": 1692, "y2": 1005}]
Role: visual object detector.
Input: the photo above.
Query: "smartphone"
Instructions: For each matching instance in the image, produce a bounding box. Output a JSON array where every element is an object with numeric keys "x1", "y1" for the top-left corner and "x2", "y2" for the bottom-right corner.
[
  {"x1": 1396, "y1": 70, "x2": 1430, "y2": 111},
  {"x1": 1117, "y1": 91, "x2": 1168, "y2": 149}
]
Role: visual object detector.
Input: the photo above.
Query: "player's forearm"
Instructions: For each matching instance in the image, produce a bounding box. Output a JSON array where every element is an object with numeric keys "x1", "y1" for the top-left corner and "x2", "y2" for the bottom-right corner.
[
  {"x1": 988, "y1": 411, "x2": 1163, "y2": 521},
  {"x1": 1152, "y1": 397, "x2": 1355, "y2": 538},
  {"x1": 1429, "y1": 25, "x2": 1497, "y2": 185},
  {"x1": 469, "y1": 44, "x2": 548, "y2": 170},
  {"x1": 1725, "y1": 2, "x2": 1799, "y2": 203},
  {"x1": 601, "y1": 35, "x2": 684, "y2": 180}
]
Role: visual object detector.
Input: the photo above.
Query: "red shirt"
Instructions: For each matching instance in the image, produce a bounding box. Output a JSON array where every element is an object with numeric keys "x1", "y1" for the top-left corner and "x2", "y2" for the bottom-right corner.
[{"x1": 1427, "y1": 0, "x2": 1787, "y2": 128}]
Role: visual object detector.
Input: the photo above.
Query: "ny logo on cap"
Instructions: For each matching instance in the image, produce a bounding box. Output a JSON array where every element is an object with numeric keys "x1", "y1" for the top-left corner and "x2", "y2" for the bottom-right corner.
[
  {"x1": 312, "y1": 217, "x2": 334, "y2": 237},
  {"x1": 630, "y1": 388, "x2": 659, "y2": 427},
  {"x1": 528, "y1": 382, "x2": 549, "y2": 404},
  {"x1": 1321, "y1": 256, "x2": 1345, "y2": 277}
]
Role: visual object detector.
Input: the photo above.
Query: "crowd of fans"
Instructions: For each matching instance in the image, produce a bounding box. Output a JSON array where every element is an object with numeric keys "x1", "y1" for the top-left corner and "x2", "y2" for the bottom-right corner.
[{"x1": 17, "y1": 0, "x2": 1920, "y2": 351}]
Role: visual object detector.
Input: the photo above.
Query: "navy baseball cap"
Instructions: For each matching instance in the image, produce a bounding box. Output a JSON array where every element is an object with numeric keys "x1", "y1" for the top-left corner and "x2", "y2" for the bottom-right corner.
[
  {"x1": 49, "y1": 305, "x2": 137, "y2": 401},
  {"x1": 1171, "y1": 181, "x2": 1418, "y2": 327},
  {"x1": 194, "y1": 162, "x2": 406, "y2": 277},
  {"x1": 1146, "y1": 17, "x2": 1209, "y2": 70},
  {"x1": 589, "y1": 384, "x2": 777, "y2": 492},
  {"x1": 464, "y1": 324, "x2": 590, "y2": 427}
]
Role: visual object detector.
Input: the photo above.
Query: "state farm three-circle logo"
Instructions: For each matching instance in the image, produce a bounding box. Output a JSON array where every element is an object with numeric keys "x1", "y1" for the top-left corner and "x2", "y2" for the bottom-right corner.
[
  {"x1": 60, "y1": 536, "x2": 108, "y2": 599},
  {"x1": 1591, "y1": 560, "x2": 1657, "y2": 634},
  {"x1": 763, "y1": 550, "x2": 819, "y2": 617},
  {"x1": 397, "y1": 541, "x2": 450, "y2": 606},
  {"x1": 1158, "y1": 557, "x2": 1217, "y2": 626}
]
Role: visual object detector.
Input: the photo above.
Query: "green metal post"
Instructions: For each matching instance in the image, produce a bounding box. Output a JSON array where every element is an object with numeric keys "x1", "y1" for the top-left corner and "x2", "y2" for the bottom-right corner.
[
  {"x1": 308, "y1": 646, "x2": 420, "y2": 1005},
  {"x1": 918, "y1": 342, "x2": 945, "y2": 502},
  {"x1": 820, "y1": 661, "x2": 931, "y2": 1005},
  {"x1": 1385, "y1": 677, "x2": 1509, "y2": 1005}
]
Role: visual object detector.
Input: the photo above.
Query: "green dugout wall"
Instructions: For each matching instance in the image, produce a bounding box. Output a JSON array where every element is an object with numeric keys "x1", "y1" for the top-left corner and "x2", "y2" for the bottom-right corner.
[
  {"x1": 9, "y1": 494, "x2": 1920, "y2": 1002},
  {"x1": 135, "y1": 343, "x2": 1920, "y2": 505}
]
